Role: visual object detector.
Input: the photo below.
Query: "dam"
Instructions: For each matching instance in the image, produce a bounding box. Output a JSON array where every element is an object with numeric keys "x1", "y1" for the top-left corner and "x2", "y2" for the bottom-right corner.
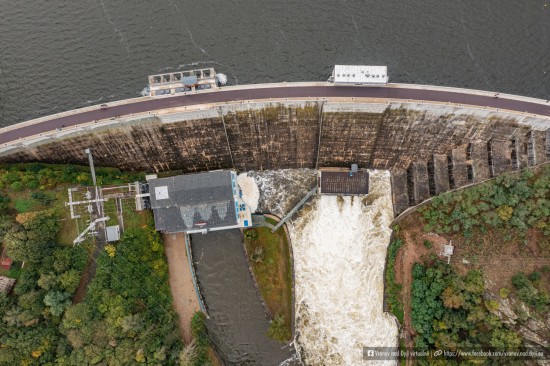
[{"x1": 0, "y1": 82, "x2": 549, "y2": 216}]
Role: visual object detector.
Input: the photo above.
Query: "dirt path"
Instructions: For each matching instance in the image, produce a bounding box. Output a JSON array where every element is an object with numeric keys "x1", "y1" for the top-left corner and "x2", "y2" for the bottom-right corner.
[
  {"x1": 163, "y1": 233, "x2": 200, "y2": 343},
  {"x1": 73, "y1": 240, "x2": 106, "y2": 304}
]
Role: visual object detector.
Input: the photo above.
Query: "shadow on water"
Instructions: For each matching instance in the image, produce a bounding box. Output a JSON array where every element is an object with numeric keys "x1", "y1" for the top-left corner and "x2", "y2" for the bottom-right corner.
[{"x1": 191, "y1": 229, "x2": 296, "y2": 365}]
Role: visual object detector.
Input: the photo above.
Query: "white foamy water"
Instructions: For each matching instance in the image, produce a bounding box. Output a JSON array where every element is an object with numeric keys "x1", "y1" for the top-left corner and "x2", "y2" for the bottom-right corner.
[
  {"x1": 290, "y1": 170, "x2": 398, "y2": 366},
  {"x1": 237, "y1": 172, "x2": 260, "y2": 212},
  {"x1": 247, "y1": 169, "x2": 317, "y2": 216}
]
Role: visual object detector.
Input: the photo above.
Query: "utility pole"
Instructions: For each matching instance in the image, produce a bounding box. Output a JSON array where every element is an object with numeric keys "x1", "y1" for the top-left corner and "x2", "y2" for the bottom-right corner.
[{"x1": 85, "y1": 148, "x2": 97, "y2": 186}]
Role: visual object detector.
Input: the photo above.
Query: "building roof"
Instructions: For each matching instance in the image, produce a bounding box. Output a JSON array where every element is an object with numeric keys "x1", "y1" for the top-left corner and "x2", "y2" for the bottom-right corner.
[
  {"x1": 319, "y1": 170, "x2": 369, "y2": 195},
  {"x1": 148, "y1": 171, "x2": 237, "y2": 232},
  {"x1": 0, "y1": 276, "x2": 15, "y2": 293},
  {"x1": 332, "y1": 65, "x2": 388, "y2": 84},
  {"x1": 181, "y1": 75, "x2": 199, "y2": 86}
]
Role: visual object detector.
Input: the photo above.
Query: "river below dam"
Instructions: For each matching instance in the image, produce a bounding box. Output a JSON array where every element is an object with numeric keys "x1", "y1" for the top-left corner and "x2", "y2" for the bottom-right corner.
[
  {"x1": 1, "y1": 1, "x2": 548, "y2": 126},
  {"x1": 189, "y1": 169, "x2": 398, "y2": 365},
  {"x1": 191, "y1": 229, "x2": 296, "y2": 365}
]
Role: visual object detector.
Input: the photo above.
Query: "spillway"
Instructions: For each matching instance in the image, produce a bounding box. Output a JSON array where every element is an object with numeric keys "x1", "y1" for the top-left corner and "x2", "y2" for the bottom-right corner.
[{"x1": 290, "y1": 170, "x2": 398, "y2": 366}]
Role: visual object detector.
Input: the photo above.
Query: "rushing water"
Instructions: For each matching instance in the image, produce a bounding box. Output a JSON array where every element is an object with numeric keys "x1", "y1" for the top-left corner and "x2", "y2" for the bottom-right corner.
[
  {"x1": 248, "y1": 169, "x2": 317, "y2": 217},
  {"x1": 1, "y1": 1, "x2": 549, "y2": 126},
  {"x1": 289, "y1": 170, "x2": 398, "y2": 365}
]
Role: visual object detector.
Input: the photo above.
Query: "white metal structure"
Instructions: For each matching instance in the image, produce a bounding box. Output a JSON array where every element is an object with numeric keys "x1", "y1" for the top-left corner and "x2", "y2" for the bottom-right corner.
[
  {"x1": 440, "y1": 240, "x2": 455, "y2": 264},
  {"x1": 106, "y1": 225, "x2": 121, "y2": 242},
  {"x1": 66, "y1": 187, "x2": 107, "y2": 219},
  {"x1": 330, "y1": 65, "x2": 388, "y2": 85},
  {"x1": 73, "y1": 217, "x2": 109, "y2": 245}
]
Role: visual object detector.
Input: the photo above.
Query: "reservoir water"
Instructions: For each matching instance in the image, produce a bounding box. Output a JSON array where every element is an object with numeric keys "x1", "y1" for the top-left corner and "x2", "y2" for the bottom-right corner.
[{"x1": 0, "y1": 0, "x2": 549, "y2": 126}]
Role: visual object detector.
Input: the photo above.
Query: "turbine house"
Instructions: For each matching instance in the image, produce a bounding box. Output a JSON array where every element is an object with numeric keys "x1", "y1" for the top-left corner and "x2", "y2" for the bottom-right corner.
[{"x1": 147, "y1": 170, "x2": 252, "y2": 234}]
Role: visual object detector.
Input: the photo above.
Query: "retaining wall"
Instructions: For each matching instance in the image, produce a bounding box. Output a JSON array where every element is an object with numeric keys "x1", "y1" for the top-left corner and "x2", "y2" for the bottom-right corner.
[{"x1": 1, "y1": 100, "x2": 549, "y2": 216}]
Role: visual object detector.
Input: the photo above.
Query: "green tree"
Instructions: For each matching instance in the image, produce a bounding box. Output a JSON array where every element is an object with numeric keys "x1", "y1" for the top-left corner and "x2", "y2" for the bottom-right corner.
[
  {"x1": 59, "y1": 269, "x2": 81, "y2": 293},
  {"x1": 4, "y1": 210, "x2": 60, "y2": 264},
  {"x1": 0, "y1": 215, "x2": 15, "y2": 242},
  {"x1": 43, "y1": 291, "x2": 71, "y2": 317},
  {"x1": 62, "y1": 303, "x2": 92, "y2": 331},
  {"x1": 37, "y1": 272, "x2": 58, "y2": 290},
  {"x1": 490, "y1": 328, "x2": 522, "y2": 349}
]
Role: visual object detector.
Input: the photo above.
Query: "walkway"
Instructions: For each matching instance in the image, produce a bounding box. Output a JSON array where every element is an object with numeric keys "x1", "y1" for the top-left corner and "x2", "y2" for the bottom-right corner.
[
  {"x1": 163, "y1": 232, "x2": 200, "y2": 343},
  {"x1": 1, "y1": 83, "x2": 549, "y2": 145}
]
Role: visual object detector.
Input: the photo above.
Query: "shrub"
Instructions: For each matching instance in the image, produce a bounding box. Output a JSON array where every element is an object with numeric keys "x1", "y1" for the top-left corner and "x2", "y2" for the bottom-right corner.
[
  {"x1": 0, "y1": 194, "x2": 10, "y2": 213},
  {"x1": 14, "y1": 199, "x2": 33, "y2": 213},
  {"x1": 267, "y1": 314, "x2": 287, "y2": 342},
  {"x1": 512, "y1": 273, "x2": 531, "y2": 290},
  {"x1": 499, "y1": 288, "x2": 510, "y2": 299},
  {"x1": 31, "y1": 192, "x2": 52, "y2": 206},
  {"x1": 245, "y1": 229, "x2": 258, "y2": 240},
  {"x1": 496, "y1": 205, "x2": 514, "y2": 222},
  {"x1": 10, "y1": 181, "x2": 23, "y2": 191},
  {"x1": 485, "y1": 299, "x2": 500, "y2": 312},
  {"x1": 250, "y1": 246, "x2": 264, "y2": 263},
  {"x1": 423, "y1": 240, "x2": 433, "y2": 249},
  {"x1": 385, "y1": 239, "x2": 404, "y2": 323},
  {"x1": 104, "y1": 244, "x2": 116, "y2": 258},
  {"x1": 190, "y1": 312, "x2": 209, "y2": 365},
  {"x1": 528, "y1": 271, "x2": 541, "y2": 282},
  {"x1": 26, "y1": 180, "x2": 39, "y2": 189}
]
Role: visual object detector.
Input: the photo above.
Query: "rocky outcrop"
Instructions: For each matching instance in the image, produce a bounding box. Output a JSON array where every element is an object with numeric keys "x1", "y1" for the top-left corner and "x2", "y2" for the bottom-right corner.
[{"x1": 491, "y1": 293, "x2": 550, "y2": 350}]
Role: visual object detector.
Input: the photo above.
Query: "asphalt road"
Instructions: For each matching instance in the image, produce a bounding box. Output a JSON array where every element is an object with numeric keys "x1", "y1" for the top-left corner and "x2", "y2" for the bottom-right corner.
[{"x1": 1, "y1": 85, "x2": 549, "y2": 145}]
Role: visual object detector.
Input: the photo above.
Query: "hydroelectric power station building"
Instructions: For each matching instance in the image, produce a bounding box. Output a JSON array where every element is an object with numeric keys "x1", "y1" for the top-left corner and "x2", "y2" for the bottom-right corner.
[{"x1": 147, "y1": 170, "x2": 252, "y2": 234}]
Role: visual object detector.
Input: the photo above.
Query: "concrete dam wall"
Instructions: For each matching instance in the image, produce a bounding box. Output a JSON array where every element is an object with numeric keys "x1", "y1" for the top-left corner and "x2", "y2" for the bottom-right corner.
[{"x1": 1, "y1": 100, "x2": 549, "y2": 215}]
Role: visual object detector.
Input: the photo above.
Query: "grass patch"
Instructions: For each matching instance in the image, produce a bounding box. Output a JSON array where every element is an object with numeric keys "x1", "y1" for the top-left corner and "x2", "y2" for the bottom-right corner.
[
  {"x1": 0, "y1": 263, "x2": 22, "y2": 279},
  {"x1": 123, "y1": 209, "x2": 151, "y2": 231},
  {"x1": 264, "y1": 217, "x2": 278, "y2": 226},
  {"x1": 244, "y1": 224, "x2": 292, "y2": 342},
  {"x1": 52, "y1": 189, "x2": 76, "y2": 246},
  {"x1": 102, "y1": 199, "x2": 119, "y2": 227},
  {"x1": 14, "y1": 198, "x2": 35, "y2": 213},
  {"x1": 385, "y1": 238, "x2": 404, "y2": 324}
]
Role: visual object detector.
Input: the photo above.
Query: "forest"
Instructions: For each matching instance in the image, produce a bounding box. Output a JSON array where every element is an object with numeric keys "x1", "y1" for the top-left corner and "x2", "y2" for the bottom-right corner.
[
  {"x1": 0, "y1": 163, "x2": 197, "y2": 365},
  {"x1": 390, "y1": 165, "x2": 550, "y2": 365}
]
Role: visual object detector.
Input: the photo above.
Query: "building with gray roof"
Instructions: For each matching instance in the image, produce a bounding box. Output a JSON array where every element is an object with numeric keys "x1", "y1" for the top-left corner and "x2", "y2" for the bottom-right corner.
[{"x1": 147, "y1": 170, "x2": 252, "y2": 234}]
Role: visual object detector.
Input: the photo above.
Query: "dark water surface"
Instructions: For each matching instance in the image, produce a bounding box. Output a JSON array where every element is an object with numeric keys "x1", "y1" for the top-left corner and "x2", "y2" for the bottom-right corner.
[
  {"x1": 0, "y1": 0, "x2": 549, "y2": 126},
  {"x1": 191, "y1": 229, "x2": 295, "y2": 365}
]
